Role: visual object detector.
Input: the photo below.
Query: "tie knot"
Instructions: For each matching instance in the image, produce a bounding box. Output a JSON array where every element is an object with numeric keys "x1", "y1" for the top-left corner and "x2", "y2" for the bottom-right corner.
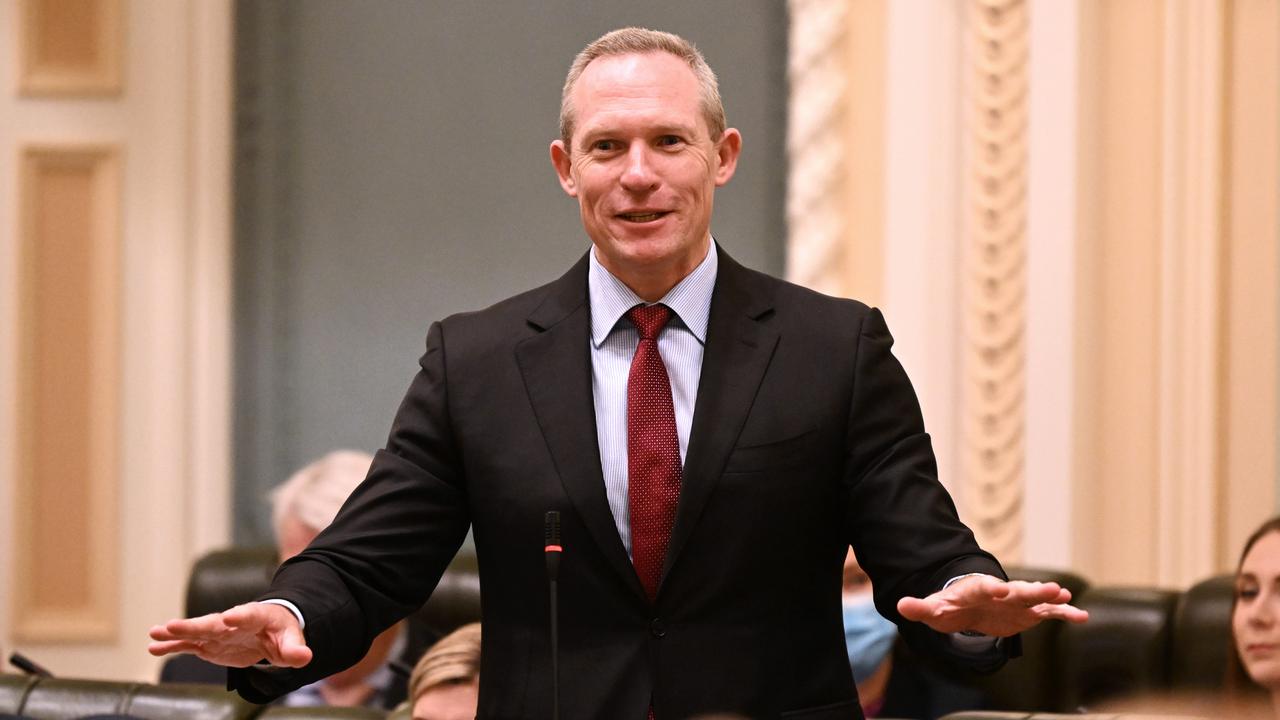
[{"x1": 627, "y1": 304, "x2": 671, "y2": 340}]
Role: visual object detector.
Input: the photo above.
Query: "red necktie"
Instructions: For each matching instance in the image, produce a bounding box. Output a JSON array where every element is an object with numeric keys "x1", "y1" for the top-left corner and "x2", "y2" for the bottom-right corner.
[{"x1": 626, "y1": 304, "x2": 681, "y2": 603}]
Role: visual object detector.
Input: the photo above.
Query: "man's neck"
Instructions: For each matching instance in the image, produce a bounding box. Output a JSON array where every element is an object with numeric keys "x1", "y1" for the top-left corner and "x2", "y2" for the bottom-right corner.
[{"x1": 593, "y1": 238, "x2": 711, "y2": 303}]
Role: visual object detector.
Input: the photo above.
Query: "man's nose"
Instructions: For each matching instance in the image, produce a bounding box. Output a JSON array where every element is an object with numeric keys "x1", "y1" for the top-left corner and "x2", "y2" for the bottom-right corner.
[{"x1": 620, "y1": 146, "x2": 659, "y2": 192}]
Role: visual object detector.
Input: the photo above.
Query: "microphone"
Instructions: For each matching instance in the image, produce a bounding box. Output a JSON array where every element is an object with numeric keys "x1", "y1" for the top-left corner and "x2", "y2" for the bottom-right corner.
[
  {"x1": 10, "y1": 652, "x2": 52, "y2": 677},
  {"x1": 544, "y1": 511, "x2": 562, "y2": 720}
]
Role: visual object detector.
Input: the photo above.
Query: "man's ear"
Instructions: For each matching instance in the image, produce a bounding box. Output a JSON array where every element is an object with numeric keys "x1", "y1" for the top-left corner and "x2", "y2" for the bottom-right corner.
[
  {"x1": 713, "y1": 128, "x2": 742, "y2": 186},
  {"x1": 550, "y1": 140, "x2": 578, "y2": 197}
]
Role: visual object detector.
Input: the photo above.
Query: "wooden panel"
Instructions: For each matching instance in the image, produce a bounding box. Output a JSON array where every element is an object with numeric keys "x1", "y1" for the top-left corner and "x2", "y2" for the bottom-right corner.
[
  {"x1": 19, "y1": 0, "x2": 123, "y2": 96},
  {"x1": 14, "y1": 146, "x2": 120, "y2": 642}
]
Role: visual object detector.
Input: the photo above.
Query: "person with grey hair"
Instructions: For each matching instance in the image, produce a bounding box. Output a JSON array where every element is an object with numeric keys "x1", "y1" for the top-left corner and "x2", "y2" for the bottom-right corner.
[
  {"x1": 273, "y1": 451, "x2": 408, "y2": 710},
  {"x1": 153, "y1": 27, "x2": 1085, "y2": 719},
  {"x1": 271, "y1": 450, "x2": 376, "y2": 562}
]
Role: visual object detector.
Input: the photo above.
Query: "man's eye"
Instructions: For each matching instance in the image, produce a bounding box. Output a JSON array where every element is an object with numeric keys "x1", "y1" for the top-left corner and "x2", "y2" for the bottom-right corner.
[
  {"x1": 592, "y1": 140, "x2": 617, "y2": 152},
  {"x1": 657, "y1": 135, "x2": 682, "y2": 147}
]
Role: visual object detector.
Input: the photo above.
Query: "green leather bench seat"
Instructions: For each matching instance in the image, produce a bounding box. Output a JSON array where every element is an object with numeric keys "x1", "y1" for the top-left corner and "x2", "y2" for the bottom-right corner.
[
  {"x1": 0, "y1": 676, "x2": 395, "y2": 719},
  {"x1": 0, "y1": 677, "x2": 256, "y2": 720}
]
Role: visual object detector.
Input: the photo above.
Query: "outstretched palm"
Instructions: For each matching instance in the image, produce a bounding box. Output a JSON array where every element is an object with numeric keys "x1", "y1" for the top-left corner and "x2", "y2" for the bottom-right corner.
[
  {"x1": 148, "y1": 602, "x2": 312, "y2": 669},
  {"x1": 897, "y1": 575, "x2": 1089, "y2": 637}
]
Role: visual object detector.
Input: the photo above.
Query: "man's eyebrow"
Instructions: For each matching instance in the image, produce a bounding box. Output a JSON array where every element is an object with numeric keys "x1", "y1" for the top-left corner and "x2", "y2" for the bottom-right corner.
[
  {"x1": 576, "y1": 123, "x2": 700, "y2": 145},
  {"x1": 651, "y1": 123, "x2": 699, "y2": 137},
  {"x1": 576, "y1": 129, "x2": 614, "y2": 149}
]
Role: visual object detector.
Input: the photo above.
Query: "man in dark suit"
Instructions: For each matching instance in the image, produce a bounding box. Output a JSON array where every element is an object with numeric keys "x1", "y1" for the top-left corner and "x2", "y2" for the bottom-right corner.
[{"x1": 150, "y1": 27, "x2": 1085, "y2": 719}]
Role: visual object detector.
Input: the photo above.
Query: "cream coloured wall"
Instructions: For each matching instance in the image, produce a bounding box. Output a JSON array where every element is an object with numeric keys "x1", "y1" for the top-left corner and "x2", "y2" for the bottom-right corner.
[
  {"x1": 787, "y1": 0, "x2": 1278, "y2": 585},
  {"x1": 0, "y1": 0, "x2": 232, "y2": 680}
]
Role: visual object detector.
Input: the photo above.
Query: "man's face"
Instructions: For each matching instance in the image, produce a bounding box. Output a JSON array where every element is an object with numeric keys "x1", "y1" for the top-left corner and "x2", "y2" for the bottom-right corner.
[{"x1": 551, "y1": 52, "x2": 741, "y2": 296}]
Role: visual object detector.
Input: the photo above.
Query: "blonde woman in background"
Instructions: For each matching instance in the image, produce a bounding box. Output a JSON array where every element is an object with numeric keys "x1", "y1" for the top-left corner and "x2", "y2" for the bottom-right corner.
[
  {"x1": 272, "y1": 450, "x2": 408, "y2": 709},
  {"x1": 406, "y1": 623, "x2": 481, "y2": 720}
]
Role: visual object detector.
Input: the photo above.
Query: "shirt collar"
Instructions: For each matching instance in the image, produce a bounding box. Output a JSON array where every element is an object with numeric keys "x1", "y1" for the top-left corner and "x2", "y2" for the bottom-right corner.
[{"x1": 588, "y1": 240, "x2": 718, "y2": 348}]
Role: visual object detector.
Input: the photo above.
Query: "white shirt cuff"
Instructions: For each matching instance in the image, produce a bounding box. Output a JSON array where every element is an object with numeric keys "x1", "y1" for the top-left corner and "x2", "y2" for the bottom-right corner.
[{"x1": 259, "y1": 599, "x2": 305, "y2": 629}]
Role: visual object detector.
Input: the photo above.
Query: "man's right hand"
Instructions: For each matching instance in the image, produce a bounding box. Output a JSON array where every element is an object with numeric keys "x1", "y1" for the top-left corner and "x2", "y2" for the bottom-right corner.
[{"x1": 148, "y1": 602, "x2": 312, "y2": 669}]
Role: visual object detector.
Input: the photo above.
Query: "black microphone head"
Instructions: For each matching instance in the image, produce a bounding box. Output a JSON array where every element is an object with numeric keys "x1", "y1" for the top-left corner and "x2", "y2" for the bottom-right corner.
[{"x1": 544, "y1": 511, "x2": 561, "y2": 546}]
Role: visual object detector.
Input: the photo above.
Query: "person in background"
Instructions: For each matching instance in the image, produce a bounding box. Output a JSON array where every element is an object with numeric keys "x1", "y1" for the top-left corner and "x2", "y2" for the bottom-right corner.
[
  {"x1": 1229, "y1": 516, "x2": 1280, "y2": 717},
  {"x1": 406, "y1": 623, "x2": 481, "y2": 720},
  {"x1": 1103, "y1": 515, "x2": 1280, "y2": 719},
  {"x1": 843, "y1": 549, "x2": 986, "y2": 719},
  {"x1": 271, "y1": 450, "x2": 408, "y2": 709}
]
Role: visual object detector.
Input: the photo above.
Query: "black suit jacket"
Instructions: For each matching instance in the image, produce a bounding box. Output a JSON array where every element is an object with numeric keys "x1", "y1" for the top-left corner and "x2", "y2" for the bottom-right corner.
[{"x1": 232, "y1": 247, "x2": 1010, "y2": 719}]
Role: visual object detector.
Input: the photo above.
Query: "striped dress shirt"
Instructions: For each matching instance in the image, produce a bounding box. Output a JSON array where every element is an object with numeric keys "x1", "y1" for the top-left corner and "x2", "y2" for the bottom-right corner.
[{"x1": 588, "y1": 241, "x2": 717, "y2": 555}]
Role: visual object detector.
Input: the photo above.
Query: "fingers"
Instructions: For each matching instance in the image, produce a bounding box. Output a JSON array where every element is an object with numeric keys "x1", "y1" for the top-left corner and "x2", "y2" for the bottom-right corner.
[
  {"x1": 146, "y1": 604, "x2": 312, "y2": 669},
  {"x1": 147, "y1": 639, "x2": 203, "y2": 657},
  {"x1": 1033, "y1": 601, "x2": 1090, "y2": 624},
  {"x1": 271, "y1": 621, "x2": 314, "y2": 668},
  {"x1": 897, "y1": 595, "x2": 935, "y2": 621},
  {"x1": 1002, "y1": 580, "x2": 1067, "y2": 605},
  {"x1": 154, "y1": 612, "x2": 233, "y2": 640},
  {"x1": 223, "y1": 602, "x2": 312, "y2": 668},
  {"x1": 950, "y1": 575, "x2": 1012, "y2": 603},
  {"x1": 221, "y1": 603, "x2": 276, "y2": 630}
]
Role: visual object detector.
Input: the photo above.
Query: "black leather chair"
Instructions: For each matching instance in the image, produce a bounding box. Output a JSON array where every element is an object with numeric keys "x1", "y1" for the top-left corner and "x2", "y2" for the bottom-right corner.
[
  {"x1": 184, "y1": 547, "x2": 281, "y2": 618},
  {"x1": 161, "y1": 544, "x2": 482, "y2": 706},
  {"x1": 1169, "y1": 573, "x2": 1234, "y2": 693},
  {"x1": 0, "y1": 676, "x2": 38, "y2": 716},
  {"x1": 1058, "y1": 587, "x2": 1181, "y2": 711}
]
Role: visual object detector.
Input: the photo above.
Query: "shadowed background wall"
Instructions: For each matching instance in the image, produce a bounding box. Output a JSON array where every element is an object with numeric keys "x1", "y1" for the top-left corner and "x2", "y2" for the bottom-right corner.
[{"x1": 231, "y1": 2, "x2": 788, "y2": 544}]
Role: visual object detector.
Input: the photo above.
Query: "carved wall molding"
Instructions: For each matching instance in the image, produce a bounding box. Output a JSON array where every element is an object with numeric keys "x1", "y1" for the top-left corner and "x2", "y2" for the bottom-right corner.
[
  {"x1": 785, "y1": 0, "x2": 849, "y2": 297},
  {"x1": 961, "y1": 0, "x2": 1028, "y2": 563}
]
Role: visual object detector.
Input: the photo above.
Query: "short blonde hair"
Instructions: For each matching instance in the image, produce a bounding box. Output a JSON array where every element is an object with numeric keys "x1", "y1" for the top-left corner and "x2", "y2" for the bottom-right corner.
[
  {"x1": 559, "y1": 27, "x2": 726, "y2": 148},
  {"x1": 270, "y1": 450, "x2": 373, "y2": 541},
  {"x1": 408, "y1": 623, "x2": 482, "y2": 703}
]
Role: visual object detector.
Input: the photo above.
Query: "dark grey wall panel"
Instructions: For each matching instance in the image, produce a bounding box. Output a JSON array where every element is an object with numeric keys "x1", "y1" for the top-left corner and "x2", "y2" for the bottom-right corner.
[{"x1": 234, "y1": 1, "x2": 788, "y2": 543}]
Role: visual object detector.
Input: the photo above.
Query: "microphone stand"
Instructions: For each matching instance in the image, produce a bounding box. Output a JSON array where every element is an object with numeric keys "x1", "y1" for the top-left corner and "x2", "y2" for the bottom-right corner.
[{"x1": 544, "y1": 511, "x2": 562, "y2": 720}]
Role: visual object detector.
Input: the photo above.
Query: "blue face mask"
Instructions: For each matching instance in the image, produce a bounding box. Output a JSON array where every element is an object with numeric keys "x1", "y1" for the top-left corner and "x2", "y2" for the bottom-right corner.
[{"x1": 842, "y1": 594, "x2": 897, "y2": 684}]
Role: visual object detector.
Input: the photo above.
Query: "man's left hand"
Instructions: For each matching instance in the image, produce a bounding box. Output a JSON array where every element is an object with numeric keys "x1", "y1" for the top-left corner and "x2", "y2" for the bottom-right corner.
[{"x1": 897, "y1": 575, "x2": 1089, "y2": 637}]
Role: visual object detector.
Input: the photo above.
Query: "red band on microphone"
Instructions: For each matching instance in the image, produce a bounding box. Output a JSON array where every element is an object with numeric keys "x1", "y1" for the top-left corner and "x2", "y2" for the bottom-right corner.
[{"x1": 545, "y1": 545, "x2": 563, "y2": 553}]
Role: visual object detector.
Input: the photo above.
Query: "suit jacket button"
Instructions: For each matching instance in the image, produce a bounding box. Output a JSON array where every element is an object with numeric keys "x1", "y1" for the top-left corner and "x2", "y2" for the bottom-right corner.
[{"x1": 649, "y1": 618, "x2": 666, "y2": 638}]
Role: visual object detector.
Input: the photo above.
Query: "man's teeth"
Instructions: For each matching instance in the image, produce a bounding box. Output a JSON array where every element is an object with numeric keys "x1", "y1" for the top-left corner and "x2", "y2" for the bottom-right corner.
[{"x1": 622, "y1": 212, "x2": 663, "y2": 222}]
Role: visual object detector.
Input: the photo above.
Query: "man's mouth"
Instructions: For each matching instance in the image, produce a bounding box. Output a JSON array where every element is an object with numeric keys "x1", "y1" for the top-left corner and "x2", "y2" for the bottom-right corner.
[{"x1": 617, "y1": 211, "x2": 670, "y2": 223}]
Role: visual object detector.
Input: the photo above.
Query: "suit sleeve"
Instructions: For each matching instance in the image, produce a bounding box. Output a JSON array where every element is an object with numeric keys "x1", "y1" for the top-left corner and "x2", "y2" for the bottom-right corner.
[
  {"x1": 231, "y1": 321, "x2": 472, "y2": 701},
  {"x1": 842, "y1": 307, "x2": 1017, "y2": 673}
]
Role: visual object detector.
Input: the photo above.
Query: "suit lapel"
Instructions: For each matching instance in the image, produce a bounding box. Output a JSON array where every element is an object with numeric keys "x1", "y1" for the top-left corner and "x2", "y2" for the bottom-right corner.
[
  {"x1": 515, "y1": 253, "x2": 645, "y2": 598},
  {"x1": 662, "y1": 250, "x2": 779, "y2": 583}
]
